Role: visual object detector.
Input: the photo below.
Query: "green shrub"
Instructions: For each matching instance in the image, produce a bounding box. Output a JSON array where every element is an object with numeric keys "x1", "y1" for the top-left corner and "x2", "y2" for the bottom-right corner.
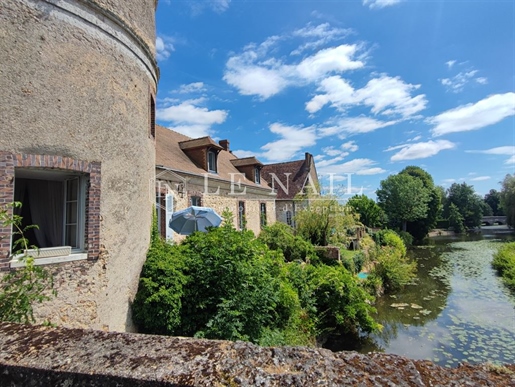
[
  {"x1": 372, "y1": 247, "x2": 416, "y2": 292},
  {"x1": 492, "y1": 242, "x2": 515, "y2": 291},
  {"x1": 258, "y1": 222, "x2": 318, "y2": 263},
  {"x1": 308, "y1": 264, "x2": 379, "y2": 335},
  {"x1": 133, "y1": 213, "x2": 186, "y2": 335},
  {"x1": 0, "y1": 203, "x2": 56, "y2": 324},
  {"x1": 352, "y1": 251, "x2": 366, "y2": 273},
  {"x1": 397, "y1": 231, "x2": 413, "y2": 247}
]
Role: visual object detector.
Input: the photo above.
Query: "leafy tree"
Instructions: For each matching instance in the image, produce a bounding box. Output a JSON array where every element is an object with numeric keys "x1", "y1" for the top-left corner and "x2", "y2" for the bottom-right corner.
[
  {"x1": 448, "y1": 202, "x2": 466, "y2": 234},
  {"x1": 376, "y1": 173, "x2": 430, "y2": 232},
  {"x1": 500, "y1": 174, "x2": 515, "y2": 227},
  {"x1": 444, "y1": 183, "x2": 484, "y2": 228},
  {"x1": 484, "y1": 189, "x2": 504, "y2": 216},
  {"x1": 0, "y1": 203, "x2": 56, "y2": 324},
  {"x1": 400, "y1": 166, "x2": 441, "y2": 241},
  {"x1": 346, "y1": 194, "x2": 385, "y2": 228},
  {"x1": 295, "y1": 197, "x2": 359, "y2": 246},
  {"x1": 258, "y1": 222, "x2": 318, "y2": 263}
]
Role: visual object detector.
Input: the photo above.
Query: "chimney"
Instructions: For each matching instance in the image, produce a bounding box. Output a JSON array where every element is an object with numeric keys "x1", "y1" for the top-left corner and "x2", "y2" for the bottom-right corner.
[
  {"x1": 219, "y1": 139, "x2": 230, "y2": 152},
  {"x1": 305, "y1": 152, "x2": 312, "y2": 166}
]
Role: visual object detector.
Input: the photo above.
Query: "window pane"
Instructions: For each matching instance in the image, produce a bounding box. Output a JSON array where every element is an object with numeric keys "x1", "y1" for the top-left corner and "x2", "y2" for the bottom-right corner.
[
  {"x1": 67, "y1": 178, "x2": 79, "y2": 201},
  {"x1": 66, "y1": 202, "x2": 78, "y2": 224},
  {"x1": 65, "y1": 225, "x2": 77, "y2": 247}
]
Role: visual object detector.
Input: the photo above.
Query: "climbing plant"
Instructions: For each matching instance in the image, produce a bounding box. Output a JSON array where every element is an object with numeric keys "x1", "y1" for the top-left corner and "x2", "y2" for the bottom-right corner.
[{"x1": 0, "y1": 202, "x2": 56, "y2": 324}]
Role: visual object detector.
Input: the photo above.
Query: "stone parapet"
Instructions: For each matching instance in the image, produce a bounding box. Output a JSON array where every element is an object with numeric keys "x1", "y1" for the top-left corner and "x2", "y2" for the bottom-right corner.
[{"x1": 0, "y1": 322, "x2": 513, "y2": 386}]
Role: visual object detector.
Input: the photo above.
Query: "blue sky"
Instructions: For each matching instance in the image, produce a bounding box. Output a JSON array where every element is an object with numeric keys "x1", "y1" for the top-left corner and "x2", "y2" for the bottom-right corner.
[{"x1": 154, "y1": 0, "x2": 515, "y2": 198}]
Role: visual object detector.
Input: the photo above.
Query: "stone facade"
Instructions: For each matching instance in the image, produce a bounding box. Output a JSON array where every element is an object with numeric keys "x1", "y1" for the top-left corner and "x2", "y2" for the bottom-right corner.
[{"x1": 0, "y1": 0, "x2": 158, "y2": 331}]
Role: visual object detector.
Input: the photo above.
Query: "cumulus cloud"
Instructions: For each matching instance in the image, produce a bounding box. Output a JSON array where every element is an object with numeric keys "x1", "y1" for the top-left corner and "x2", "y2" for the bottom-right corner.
[
  {"x1": 307, "y1": 75, "x2": 427, "y2": 118},
  {"x1": 223, "y1": 26, "x2": 365, "y2": 100},
  {"x1": 317, "y1": 158, "x2": 386, "y2": 176},
  {"x1": 319, "y1": 116, "x2": 398, "y2": 138},
  {"x1": 387, "y1": 140, "x2": 456, "y2": 161},
  {"x1": 429, "y1": 93, "x2": 515, "y2": 136},
  {"x1": 156, "y1": 36, "x2": 175, "y2": 61},
  {"x1": 259, "y1": 123, "x2": 317, "y2": 162},
  {"x1": 156, "y1": 99, "x2": 228, "y2": 137},
  {"x1": 173, "y1": 82, "x2": 206, "y2": 94},
  {"x1": 440, "y1": 70, "x2": 487, "y2": 93},
  {"x1": 363, "y1": 0, "x2": 403, "y2": 9}
]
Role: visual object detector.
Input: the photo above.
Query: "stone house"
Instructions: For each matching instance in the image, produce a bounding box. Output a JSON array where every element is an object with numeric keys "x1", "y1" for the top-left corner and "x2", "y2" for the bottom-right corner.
[
  {"x1": 261, "y1": 153, "x2": 320, "y2": 227},
  {"x1": 0, "y1": 0, "x2": 158, "y2": 331},
  {"x1": 155, "y1": 125, "x2": 276, "y2": 242}
]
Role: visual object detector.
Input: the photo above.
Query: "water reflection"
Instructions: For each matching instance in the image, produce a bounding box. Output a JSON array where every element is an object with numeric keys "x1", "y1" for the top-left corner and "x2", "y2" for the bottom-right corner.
[{"x1": 325, "y1": 232, "x2": 515, "y2": 367}]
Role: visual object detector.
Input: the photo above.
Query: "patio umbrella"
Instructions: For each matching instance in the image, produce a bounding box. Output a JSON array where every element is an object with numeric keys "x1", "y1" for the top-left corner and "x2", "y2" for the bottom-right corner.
[{"x1": 169, "y1": 206, "x2": 222, "y2": 235}]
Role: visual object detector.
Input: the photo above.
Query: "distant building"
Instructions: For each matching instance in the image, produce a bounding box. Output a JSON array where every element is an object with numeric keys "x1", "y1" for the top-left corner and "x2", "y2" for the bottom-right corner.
[
  {"x1": 261, "y1": 153, "x2": 319, "y2": 227},
  {"x1": 155, "y1": 126, "x2": 276, "y2": 241},
  {"x1": 0, "y1": 0, "x2": 158, "y2": 331}
]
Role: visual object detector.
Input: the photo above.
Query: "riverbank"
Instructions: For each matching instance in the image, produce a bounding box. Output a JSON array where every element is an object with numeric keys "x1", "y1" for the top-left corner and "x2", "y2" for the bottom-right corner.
[{"x1": 428, "y1": 225, "x2": 514, "y2": 238}]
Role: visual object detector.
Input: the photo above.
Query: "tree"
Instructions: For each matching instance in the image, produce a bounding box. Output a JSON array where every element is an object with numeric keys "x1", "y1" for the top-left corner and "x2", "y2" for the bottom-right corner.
[
  {"x1": 500, "y1": 174, "x2": 515, "y2": 227},
  {"x1": 294, "y1": 197, "x2": 359, "y2": 246},
  {"x1": 484, "y1": 189, "x2": 504, "y2": 216},
  {"x1": 444, "y1": 183, "x2": 483, "y2": 229},
  {"x1": 346, "y1": 194, "x2": 385, "y2": 228},
  {"x1": 399, "y1": 166, "x2": 441, "y2": 241},
  {"x1": 448, "y1": 202, "x2": 465, "y2": 234},
  {"x1": 376, "y1": 173, "x2": 430, "y2": 232}
]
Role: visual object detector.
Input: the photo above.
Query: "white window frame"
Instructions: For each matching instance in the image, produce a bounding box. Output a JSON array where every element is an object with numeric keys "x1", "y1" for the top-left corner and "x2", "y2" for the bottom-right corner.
[
  {"x1": 207, "y1": 150, "x2": 217, "y2": 173},
  {"x1": 9, "y1": 169, "x2": 88, "y2": 266}
]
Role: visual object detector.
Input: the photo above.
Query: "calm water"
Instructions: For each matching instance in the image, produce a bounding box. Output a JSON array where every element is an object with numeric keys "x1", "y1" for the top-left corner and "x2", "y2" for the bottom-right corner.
[{"x1": 328, "y1": 230, "x2": 515, "y2": 367}]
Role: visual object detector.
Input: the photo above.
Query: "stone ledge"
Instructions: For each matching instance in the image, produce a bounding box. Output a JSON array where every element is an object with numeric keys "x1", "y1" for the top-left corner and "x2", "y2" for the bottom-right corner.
[{"x1": 0, "y1": 322, "x2": 513, "y2": 386}]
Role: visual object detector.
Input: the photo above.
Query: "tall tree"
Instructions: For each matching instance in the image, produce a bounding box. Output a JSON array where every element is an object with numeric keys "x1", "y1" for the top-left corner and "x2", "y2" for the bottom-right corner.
[
  {"x1": 346, "y1": 194, "x2": 385, "y2": 228},
  {"x1": 444, "y1": 183, "x2": 483, "y2": 228},
  {"x1": 484, "y1": 189, "x2": 504, "y2": 216},
  {"x1": 376, "y1": 173, "x2": 430, "y2": 232},
  {"x1": 500, "y1": 174, "x2": 515, "y2": 227},
  {"x1": 400, "y1": 166, "x2": 441, "y2": 241}
]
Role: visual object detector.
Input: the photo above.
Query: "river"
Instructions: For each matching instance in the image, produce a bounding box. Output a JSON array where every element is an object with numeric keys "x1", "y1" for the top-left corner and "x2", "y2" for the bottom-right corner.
[{"x1": 327, "y1": 229, "x2": 515, "y2": 367}]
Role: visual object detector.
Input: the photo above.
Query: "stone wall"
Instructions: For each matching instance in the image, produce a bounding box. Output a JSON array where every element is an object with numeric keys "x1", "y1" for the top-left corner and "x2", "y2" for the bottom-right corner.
[
  {"x1": 0, "y1": 0, "x2": 158, "y2": 331},
  {"x1": 0, "y1": 322, "x2": 513, "y2": 386}
]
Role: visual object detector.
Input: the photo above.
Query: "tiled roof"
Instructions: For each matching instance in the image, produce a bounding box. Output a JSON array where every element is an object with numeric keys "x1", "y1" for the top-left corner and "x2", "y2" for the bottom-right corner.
[
  {"x1": 230, "y1": 157, "x2": 263, "y2": 167},
  {"x1": 156, "y1": 125, "x2": 271, "y2": 190},
  {"x1": 179, "y1": 137, "x2": 223, "y2": 150},
  {"x1": 261, "y1": 159, "x2": 308, "y2": 200}
]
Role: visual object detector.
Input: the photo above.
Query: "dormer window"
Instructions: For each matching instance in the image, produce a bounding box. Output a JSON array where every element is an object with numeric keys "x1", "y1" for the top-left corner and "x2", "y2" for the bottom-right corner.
[
  {"x1": 207, "y1": 150, "x2": 217, "y2": 173},
  {"x1": 254, "y1": 166, "x2": 261, "y2": 184}
]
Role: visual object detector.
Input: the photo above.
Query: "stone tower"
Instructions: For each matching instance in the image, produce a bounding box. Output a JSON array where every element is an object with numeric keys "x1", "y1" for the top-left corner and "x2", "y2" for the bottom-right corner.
[{"x1": 0, "y1": 0, "x2": 159, "y2": 331}]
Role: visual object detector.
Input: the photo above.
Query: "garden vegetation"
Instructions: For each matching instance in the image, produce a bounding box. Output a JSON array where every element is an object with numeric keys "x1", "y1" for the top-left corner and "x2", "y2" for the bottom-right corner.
[
  {"x1": 492, "y1": 242, "x2": 515, "y2": 291},
  {"x1": 133, "y1": 211, "x2": 380, "y2": 346}
]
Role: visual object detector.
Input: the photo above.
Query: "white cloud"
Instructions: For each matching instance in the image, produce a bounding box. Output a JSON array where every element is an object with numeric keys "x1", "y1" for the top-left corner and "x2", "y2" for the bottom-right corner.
[
  {"x1": 363, "y1": 0, "x2": 403, "y2": 9},
  {"x1": 440, "y1": 70, "x2": 487, "y2": 93},
  {"x1": 467, "y1": 146, "x2": 515, "y2": 155},
  {"x1": 223, "y1": 28, "x2": 365, "y2": 100},
  {"x1": 156, "y1": 100, "x2": 228, "y2": 137},
  {"x1": 258, "y1": 123, "x2": 317, "y2": 162},
  {"x1": 317, "y1": 157, "x2": 387, "y2": 176},
  {"x1": 388, "y1": 140, "x2": 456, "y2": 161},
  {"x1": 446, "y1": 60, "x2": 457, "y2": 69},
  {"x1": 429, "y1": 93, "x2": 515, "y2": 136},
  {"x1": 296, "y1": 45, "x2": 364, "y2": 81},
  {"x1": 291, "y1": 23, "x2": 352, "y2": 55},
  {"x1": 307, "y1": 74, "x2": 427, "y2": 118},
  {"x1": 322, "y1": 146, "x2": 343, "y2": 157},
  {"x1": 467, "y1": 145, "x2": 515, "y2": 165},
  {"x1": 156, "y1": 36, "x2": 175, "y2": 61},
  {"x1": 189, "y1": 0, "x2": 231, "y2": 14},
  {"x1": 174, "y1": 82, "x2": 206, "y2": 94},
  {"x1": 341, "y1": 140, "x2": 359, "y2": 152},
  {"x1": 469, "y1": 176, "x2": 491, "y2": 181},
  {"x1": 319, "y1": 116, "x2": 398, "y2": 137}
]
